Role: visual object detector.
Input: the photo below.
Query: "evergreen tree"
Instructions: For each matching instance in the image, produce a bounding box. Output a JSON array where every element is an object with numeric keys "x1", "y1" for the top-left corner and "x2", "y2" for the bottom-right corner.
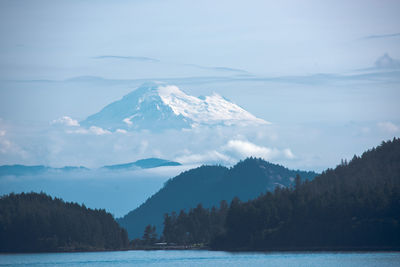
[{"x1": 142, "y1": 224, "x2": 157, "y2": 245}]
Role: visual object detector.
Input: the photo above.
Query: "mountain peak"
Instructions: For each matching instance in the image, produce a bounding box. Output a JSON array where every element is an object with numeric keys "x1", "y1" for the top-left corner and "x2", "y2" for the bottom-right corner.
[{"x1": 81, "y1": 82, "x2": 269, "y2": 131}]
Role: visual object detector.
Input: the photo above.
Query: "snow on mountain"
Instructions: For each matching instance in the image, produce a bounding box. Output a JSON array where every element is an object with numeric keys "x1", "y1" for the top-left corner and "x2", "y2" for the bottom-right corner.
[{"x1": 80, "y1": 82, "x2": 269, "y2": 131}]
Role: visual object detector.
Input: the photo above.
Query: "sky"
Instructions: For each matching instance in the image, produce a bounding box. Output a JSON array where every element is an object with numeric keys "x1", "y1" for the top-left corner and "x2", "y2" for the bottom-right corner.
[
  {"x1": 0, "y1": 0, "x2": 400, "y2": 214},
  {"x1": 1, "y1": 0, "x2": 400, "y2": 80}
]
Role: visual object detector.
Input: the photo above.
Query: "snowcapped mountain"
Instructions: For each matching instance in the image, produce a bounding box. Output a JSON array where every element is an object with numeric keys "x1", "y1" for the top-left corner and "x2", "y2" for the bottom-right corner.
[{"x1": 80, "y1": 82, "x2": 268, "y2": 131}]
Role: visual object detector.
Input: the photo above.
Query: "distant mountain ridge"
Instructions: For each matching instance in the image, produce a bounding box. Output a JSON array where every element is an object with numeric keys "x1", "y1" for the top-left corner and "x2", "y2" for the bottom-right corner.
[
  {"x1": 80, "y1": 82, "x2": 268, "y2": 131},
  {"x1": 0, "y1": 158, "x2": 181, "y2": 176},
  {"x1": 0, "y1": 165, "x2": 89, "y2": 177},
  {"x1": 103, "y1": 158, "x2": 181, "y2": 170},
  {"x1": 117, "y1": 158, "x2": 317, "y2": 239}
]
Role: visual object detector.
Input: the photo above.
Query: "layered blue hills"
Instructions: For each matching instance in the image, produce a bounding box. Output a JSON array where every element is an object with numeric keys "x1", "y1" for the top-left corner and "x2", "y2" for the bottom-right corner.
[{"x1": 0, "y1": 158, "x2": 181, "y2": 176}]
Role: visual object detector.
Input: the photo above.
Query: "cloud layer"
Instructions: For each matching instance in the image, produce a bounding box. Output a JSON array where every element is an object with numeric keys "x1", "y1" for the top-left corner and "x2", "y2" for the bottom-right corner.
[
  {"x1": 224, "y1": 139, "x2": 294, "y2": 160},
  {"x1": 93, "y1": 55, "x2": 159, "y2": 62},
  {"x1": 362, "y1": 32, "x2": 400, "y2": 40},
  {"x1": 51, "y1": 116, "x2": 80, "y2": 127},
  {"x1": 0, "y1": 121, "x2": 27, "y2": 159},
  {"x1": 175, "y1": 139, "x2": 295, "y2": 166},
  {"x1": 185, "y1": 64, "x2": 249, "y2": 74},
  {"x1": 378, "y1": 121, "x2": 399, "y2": 134}
]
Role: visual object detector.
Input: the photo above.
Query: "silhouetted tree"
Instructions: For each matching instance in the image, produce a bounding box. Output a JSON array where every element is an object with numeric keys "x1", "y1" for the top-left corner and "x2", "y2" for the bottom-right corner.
[{"x1": 142, "y1": 224, "x2": 157, "y2": 245}]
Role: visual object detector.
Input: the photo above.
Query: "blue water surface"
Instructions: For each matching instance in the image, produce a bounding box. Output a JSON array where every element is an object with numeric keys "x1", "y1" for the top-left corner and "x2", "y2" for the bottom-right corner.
[{"x1": 1, "y1": 250, "x2": 399, "y2": 267}]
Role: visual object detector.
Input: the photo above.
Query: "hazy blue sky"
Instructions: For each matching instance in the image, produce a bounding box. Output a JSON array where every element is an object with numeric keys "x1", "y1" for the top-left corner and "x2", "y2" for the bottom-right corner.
[
  {"x1": 0, "y1": 0, "x2": 399, "y2": 171},
  {"x1": 1, "y1": 0, "x2": 400, "y2": 80}
]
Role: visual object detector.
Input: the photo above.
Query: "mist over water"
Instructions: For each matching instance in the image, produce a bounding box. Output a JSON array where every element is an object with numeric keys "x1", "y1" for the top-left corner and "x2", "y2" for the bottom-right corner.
[{"x1": 0, "y1": 165, "x2": 193, "y2": 217}]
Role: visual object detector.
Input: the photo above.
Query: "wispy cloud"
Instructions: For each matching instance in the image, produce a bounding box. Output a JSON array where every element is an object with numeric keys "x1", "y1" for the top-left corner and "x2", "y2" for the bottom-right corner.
[
  {"x1": 185, "y1": 64, "x2": 249, "y2": 74},
  {"x1": 18, "y1": 65, "x2": 400, "y2": 92},
  {"x1": 115, "y1": 129, "x2": 127, "y2": 134},
  {"x1": 361, "y1": 32, "x2": 400, "y2": 40},
  {"x1": 93, "y1": 55, "x2": 159, "y2": 62},
  {"x1": 175, "y1": 150, "x2": 232, "y2": 165},
  {"x1": 0, "y1": 127, "x2": 27, "y2": 158},
  {"x1": 89, "y1": 126, "x2": 111, "y2": 135},
  {"x1": 66, "y1": 126, "x2": 111, "y2": 135},
  {"x1": 175, "y1": 139, "x2": 294, "y2": 165},
  {"x1": 378, "y1": 121, "x2": 399, "y2": 134},
  {"x1": 51, "y1": 116, "x2": 80, "y2": 127},
  {"x1": 223, "y1": 139, "x2": 294, "y2": 160}
]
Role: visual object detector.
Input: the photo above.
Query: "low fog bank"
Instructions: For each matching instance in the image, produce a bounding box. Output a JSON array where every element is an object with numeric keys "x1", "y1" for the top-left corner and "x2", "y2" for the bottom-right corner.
[{"x1": 0, "y1": 165, "x2": 195, "y2": 217}]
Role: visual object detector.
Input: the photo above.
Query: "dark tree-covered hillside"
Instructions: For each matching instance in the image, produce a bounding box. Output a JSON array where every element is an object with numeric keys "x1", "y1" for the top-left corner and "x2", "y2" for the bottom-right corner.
[
  {"x1": 118, "y1": 160, "x2": 316, "y2": 239},
  {"x1": 210, "y1": 138, "x2": 400, "y2": 250},
  {"x1": 118, "y1": 165, "x2": 228, "y2": 239},
  {"x1": 0, "y1": 192, "x2": 129, "y2": 252}
]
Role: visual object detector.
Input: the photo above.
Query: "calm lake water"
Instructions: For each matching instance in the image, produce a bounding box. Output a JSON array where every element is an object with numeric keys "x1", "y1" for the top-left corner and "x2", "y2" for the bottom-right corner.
[{"x1": 1, "y1": 250, "x2": 399, "y2": 267}]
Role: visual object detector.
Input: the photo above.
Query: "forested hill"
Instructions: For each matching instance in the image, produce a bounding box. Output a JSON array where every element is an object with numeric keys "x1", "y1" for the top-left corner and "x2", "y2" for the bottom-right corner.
[
  {"x1": 207, "y1": 138, "x2": 400, "y2": 250},
  {"x1": 0, "y1": 192, "x2": 129, "y2": 253},
  {"x1": 118, "y1": 159, "x2": 317, "y2": 239}
]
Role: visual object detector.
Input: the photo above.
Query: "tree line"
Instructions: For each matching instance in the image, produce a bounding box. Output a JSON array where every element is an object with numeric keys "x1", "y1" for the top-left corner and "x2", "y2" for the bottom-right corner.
[
  {"x1": 156, "y1": 138, "x2": 400, "y2": 250},
  {"x1": 0, "y1": 192, "x2": 129, "y2": 252}
]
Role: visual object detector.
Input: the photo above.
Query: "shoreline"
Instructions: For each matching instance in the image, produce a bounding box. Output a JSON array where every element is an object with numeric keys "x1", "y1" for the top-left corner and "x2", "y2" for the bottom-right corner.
[{"x1": 2, "y1": 246, "x2": 400, "y2": 255}]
